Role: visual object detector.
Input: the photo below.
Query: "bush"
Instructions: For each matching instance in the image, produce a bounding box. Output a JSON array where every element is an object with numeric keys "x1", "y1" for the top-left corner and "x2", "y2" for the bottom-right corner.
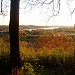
[{"x1": 22, "y1": 63, "x2": 35, "y2": 75}]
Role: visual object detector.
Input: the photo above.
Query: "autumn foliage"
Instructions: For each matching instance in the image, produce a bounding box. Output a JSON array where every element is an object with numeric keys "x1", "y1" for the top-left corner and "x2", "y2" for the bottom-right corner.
[{"x1": 0, "y1": 30, "x2": 75, "y2": 75}]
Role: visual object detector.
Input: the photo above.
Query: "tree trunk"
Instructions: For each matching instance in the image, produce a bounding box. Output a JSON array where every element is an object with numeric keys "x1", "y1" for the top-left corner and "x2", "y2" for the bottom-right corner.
[{"x1": 9, "y1": 0, "x2": 20, "y2": 68}]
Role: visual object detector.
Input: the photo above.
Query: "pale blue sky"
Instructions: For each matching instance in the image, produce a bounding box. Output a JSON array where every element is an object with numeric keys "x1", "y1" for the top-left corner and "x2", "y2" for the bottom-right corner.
[{"x1": 0, "y1": 0, "x2": 75, "y2": 26}]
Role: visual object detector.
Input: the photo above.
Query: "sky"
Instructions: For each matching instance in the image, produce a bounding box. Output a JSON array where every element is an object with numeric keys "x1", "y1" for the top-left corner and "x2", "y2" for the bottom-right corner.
[{"x1": 0, "y1": 0, "x2": 75, "y2": 26}]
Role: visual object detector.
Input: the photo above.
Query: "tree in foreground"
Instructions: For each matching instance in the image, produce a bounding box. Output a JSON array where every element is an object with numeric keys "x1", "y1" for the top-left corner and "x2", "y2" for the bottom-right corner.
[{"x1": 9, "y1": 0, "x2": 20, "y2": 68}]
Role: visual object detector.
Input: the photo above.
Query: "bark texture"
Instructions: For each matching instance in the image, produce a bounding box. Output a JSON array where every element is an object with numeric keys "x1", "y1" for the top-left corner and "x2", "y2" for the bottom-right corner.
[{"x1": 9, "y1": 0, "x2": 20, "y2": 68}]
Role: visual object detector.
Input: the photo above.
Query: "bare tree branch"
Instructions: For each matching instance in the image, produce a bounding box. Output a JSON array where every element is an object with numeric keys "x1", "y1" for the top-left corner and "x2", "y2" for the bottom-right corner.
[
  {"x1": 20, "y1": 0, "x2": 60, "y2": 23},
  {"x1": 45, "y1": 0, "x2": 60, "y2": 23},
  {"x1": 67, "y1": 0, "x2": 75, "y2": 15},
  {"x1": 0, "y1": 0, "x2": 75, "y2": 19},
  {"x1": 71, "y1": 8, "x2": 75, "y2": 15},
  {"x1": 0, "y1": 0, "x2": 10, "y2": 16},
  {"x1": 1, "y1": 0, "x2": 3, "y2": 13}
]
